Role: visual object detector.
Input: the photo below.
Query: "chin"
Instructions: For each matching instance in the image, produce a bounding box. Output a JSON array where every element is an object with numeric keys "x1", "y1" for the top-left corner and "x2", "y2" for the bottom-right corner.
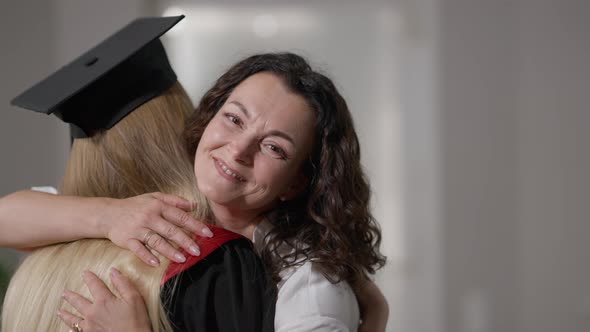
[
  {"x1": 195, "y1": 178, "x2": 214, "y2": 198},
  {"x1": 202, "y1": 191, "x2": 226, "y2": 204},
  {"x1": 196, "y1": 182, "x2": 231, "y2": 205}
]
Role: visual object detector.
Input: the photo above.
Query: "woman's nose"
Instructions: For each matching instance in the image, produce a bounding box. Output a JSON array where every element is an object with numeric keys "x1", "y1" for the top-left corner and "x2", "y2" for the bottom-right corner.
[{"x1": 228, "y1": 135, "x2": 256, "y2": 165}]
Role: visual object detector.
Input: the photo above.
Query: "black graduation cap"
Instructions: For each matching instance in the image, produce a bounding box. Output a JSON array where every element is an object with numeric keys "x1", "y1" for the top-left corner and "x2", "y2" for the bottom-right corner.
[{"x1": 11, "y1": 15, "x2": 184, "y2": 138}]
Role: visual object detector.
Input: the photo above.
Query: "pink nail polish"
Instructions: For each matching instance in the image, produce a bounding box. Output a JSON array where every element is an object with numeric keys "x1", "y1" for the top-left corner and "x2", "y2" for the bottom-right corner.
[
  {"x1": 190, "y1": 245, "x2": 201, "y2": 256},
  {"x1": 174, "y1": 253, "x2": 187, "y2": 263},
  {"x1": 202, "y1": 228, "x2": 214, "y2": 238}
]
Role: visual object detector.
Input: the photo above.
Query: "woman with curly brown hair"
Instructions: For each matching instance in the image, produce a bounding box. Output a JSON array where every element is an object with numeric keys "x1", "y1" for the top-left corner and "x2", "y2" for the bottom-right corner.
[
  {"x1": 182, "y1": 52, "x2": 388, "y2": 330},
  {"x1": 1, "y1": 52, "x2": 388, "y2": 331}
]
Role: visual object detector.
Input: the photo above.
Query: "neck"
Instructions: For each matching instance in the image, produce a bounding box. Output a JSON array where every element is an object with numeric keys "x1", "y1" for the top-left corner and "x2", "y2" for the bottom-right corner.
[{"x1": 209, "y1": 202, "x2": 264, "y2": 240}]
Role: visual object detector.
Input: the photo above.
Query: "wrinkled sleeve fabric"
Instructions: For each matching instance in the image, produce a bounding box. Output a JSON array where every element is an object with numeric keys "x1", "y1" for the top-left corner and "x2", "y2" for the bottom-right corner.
[
  {"x1": 275, "y1": 262, "x2": 360, "y2": 332},
  {"x1": 162, "y1": 238, "x2": 276, "y2": 332},
  {"x1": 275, "y1": 316, "x2": 352, "y2": 332}
]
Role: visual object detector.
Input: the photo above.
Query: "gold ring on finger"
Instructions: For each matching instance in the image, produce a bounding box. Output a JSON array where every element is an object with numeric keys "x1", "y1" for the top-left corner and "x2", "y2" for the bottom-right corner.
[
  {"x1": 72, "y1": 321, "x2": 83, "y2": 332},
  {"x1": 143, "y1": 230, "x2": 157, "y2": 247}
]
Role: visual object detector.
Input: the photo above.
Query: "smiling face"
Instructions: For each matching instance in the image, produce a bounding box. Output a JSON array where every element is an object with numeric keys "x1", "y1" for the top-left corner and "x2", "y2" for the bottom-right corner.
[{"x1": 194, "y1": 72, "x2": 316, "y2": 216}]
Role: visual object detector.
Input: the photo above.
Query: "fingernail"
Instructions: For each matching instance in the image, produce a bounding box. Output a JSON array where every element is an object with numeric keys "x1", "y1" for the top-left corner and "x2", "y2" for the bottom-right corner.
[
  {"x1": 189, "y1": 245, "x2": 201, "y2": 256},
  {"x1": 149, "y1": 258, "x2": 160, "y2": 266},
  {"x1": 202, "y1": 228, "x2": 214, "y2": 238},
  {"x1": 174, "y1": 253, "x2": 187, "y2": 263}
]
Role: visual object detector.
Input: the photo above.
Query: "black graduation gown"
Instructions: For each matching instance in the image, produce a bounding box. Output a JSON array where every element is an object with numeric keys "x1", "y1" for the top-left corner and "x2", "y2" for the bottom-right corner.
[{"x1": 161, "y1": 226, "x2": 276, "y2": 332}]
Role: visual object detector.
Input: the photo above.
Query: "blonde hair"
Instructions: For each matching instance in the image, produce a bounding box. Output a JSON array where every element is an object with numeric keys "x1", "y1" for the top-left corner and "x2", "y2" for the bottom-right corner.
[{"x1": 2, "y1": 83, "x2": 208, "y2": 331}]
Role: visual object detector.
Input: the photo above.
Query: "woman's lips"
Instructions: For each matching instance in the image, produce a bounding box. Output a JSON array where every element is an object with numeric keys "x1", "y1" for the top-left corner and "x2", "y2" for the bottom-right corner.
[{"x1": 213, "y1": 158, "x2": 246, "y2": 182}]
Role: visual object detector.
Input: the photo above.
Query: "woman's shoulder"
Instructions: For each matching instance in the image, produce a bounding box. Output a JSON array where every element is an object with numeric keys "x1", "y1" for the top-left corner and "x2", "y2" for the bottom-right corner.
[{"x1": 276, "y1": 261, "x2": 360, "y2": 331}]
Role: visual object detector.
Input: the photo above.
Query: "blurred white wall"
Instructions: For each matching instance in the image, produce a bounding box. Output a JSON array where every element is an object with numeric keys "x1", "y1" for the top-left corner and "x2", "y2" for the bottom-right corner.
[
  {"x1": 0, "y1": 0, "x2": 64, "y2": 271},
  {"x1": 398, "y1": 1, "x2": 443, "y2": 331},
  {"x1": 517, "y1": 1, "x2": 590, "y2": 331},
  {"x1": 406, "y1": 0, "x2": 590, "y2": 331},
  {"x1": 0, "y1": 0, "x2": 64, "y2": 198},
  {"x1": 438, "y1": 0, "x2": 520, "y2": 331}
]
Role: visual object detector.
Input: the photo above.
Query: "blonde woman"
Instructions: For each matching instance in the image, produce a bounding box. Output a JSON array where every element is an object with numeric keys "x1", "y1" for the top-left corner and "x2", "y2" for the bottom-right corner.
[{"x1": 1, "y1": 16, "x2": 276, "y2": 332}]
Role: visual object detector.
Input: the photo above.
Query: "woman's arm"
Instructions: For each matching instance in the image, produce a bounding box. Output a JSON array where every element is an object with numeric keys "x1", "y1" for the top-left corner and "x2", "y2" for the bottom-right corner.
[
  {"x1": 0, "y1": 190, "x2": 213, "y2": 265},
  {"x1": 354, "y1": 278, "x2": 389, "y2": 332},
  {"x1": 0, "y1": 190, "x2": 107, "y2": 248}
]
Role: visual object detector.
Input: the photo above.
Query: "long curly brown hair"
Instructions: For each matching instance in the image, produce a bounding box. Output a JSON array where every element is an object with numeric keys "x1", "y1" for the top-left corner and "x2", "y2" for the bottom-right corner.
[{"x1": 184, "y1": 53, "x2": 386, "y2": 286}]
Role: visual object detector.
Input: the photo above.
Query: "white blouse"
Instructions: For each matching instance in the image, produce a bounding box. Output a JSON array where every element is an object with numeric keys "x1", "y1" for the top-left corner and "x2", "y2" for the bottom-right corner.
[{"x1": 253, "y1": 220, "x2": 360, "y2": 332}]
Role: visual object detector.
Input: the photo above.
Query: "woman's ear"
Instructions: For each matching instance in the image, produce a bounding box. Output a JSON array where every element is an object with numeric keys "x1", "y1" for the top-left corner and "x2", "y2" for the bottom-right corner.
[{"x1": 279, "y1": 172, "x2": 309, "y2": 201}]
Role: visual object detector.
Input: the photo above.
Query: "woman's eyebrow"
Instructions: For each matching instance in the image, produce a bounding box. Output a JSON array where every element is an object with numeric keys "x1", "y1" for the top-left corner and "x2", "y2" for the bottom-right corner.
[
  {"x1": 229, "y1": 101, "x2": 250, "y2": 119},
  {"x1": 228, "y1": 100, "x2": 295, "y2": 145},
  {"x1": 267, "y1": 130, "x2": 295, "y2": 145}
]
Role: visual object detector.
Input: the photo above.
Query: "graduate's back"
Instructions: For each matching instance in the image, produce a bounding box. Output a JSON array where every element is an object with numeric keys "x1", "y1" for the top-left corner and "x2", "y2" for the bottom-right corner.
[{"x1": 1, "y1": 82, "x2": 203, "y2": 332}]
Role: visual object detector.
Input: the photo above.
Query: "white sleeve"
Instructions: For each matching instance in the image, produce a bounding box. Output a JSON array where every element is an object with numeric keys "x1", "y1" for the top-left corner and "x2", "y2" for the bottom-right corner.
[
  {"x1": 275, "y1": 262, "x2": 360, "y2": 332},
  {"x1": 30, "y1": 186, "x2": 58, "y2": 194},
  {"x1": 276, "y1": 316, "x2": 352, "y2": 332}
]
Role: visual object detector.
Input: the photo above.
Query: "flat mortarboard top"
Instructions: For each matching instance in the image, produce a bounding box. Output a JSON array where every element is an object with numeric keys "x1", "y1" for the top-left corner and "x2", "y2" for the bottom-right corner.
[{"x1": 11, "y1": 15, "x2": 184, "y2": 138}]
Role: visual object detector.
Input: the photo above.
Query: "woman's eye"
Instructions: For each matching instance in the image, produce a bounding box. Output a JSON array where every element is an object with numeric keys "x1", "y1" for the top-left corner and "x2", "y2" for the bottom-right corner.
[
  {"x1": 265, "y1": 144, "x2": 287, "y2": 159},
  {"x1": 225, "y1": 113, "x2": 242, "y2": 126}
]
